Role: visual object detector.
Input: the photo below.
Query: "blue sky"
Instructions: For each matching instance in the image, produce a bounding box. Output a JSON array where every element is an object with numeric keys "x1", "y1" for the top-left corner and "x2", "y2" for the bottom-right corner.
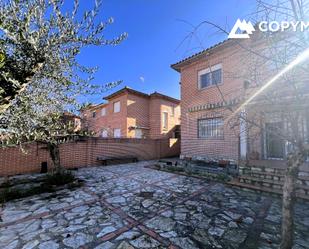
[{"x1": 77, "y1": 0, "x2": 256, "y2": 104}]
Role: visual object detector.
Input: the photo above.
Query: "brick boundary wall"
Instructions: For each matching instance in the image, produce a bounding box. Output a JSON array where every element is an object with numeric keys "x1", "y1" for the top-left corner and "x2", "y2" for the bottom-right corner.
[{"x1": 0, "y1": 137, "x2": 180, "y2": 176}]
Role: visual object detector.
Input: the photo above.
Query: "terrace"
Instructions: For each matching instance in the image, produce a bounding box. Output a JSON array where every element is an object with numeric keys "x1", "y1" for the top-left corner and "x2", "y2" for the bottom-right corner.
[{"x1": 0, "y1": 161, "x2": 308, "y2": 249}]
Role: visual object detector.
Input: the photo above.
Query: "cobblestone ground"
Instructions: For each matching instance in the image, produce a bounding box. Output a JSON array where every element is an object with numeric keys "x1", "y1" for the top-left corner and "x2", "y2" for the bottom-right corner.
[{"x1": 0, "y1": 161, "x2": 308, "y2": 249}]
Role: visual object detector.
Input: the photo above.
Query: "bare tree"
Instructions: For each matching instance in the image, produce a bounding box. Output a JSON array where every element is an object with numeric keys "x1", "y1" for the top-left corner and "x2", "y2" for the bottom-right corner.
[{"x1": 177, "y1": 0, "x2": 309, "y2": 248}]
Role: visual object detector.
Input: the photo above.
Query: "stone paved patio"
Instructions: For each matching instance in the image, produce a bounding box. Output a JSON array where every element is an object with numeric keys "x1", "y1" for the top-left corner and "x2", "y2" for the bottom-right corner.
[{"x1": 0, "y1": 161, "x2": 309, "y2": 249}]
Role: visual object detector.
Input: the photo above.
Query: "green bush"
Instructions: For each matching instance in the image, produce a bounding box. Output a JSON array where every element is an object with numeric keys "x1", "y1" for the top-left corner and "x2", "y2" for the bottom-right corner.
[
  {"x1": 45, "y1": 170, "x2": 76, "y2": 186},
  {"x1": 0, "y1": 170, "x2": 81, "y2": 204},
  {"x1": 0, "y1": 185, "x2": 55, "y2": 204},
  {"x1": 0, "y1": 188, "x2": 22, "y2": 203},
  {"x1": 0, "y1": 179, "x2": 12, "y2": 188},
  {"x1": 165, "y1": 165, "x2": 184, "y2": 172}
]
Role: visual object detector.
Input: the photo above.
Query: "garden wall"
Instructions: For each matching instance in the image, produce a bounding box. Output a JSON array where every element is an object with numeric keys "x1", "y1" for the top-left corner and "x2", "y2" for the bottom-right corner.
[{"x1": 0, "y1": 137, "x2": 180, "y2": 176}]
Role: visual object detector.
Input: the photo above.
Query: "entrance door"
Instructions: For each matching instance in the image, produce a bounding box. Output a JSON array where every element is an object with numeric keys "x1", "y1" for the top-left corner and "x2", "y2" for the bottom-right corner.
[{"x1": 265, "y1": 122, "x2": 285, "y2": 159}]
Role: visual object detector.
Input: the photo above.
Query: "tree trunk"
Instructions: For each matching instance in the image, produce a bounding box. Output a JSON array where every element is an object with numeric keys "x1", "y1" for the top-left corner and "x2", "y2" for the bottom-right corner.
[
  {"x1": 48, "y1": 143, "x2": 63, "y2": 174},
  {"x1": 280, "y1": 150, "x2": 304, "y2": 249}
]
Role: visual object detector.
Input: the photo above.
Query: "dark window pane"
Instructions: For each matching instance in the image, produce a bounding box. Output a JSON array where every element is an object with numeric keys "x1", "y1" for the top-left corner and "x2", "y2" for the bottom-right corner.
[
  {"x1": 200, "y1": 73, "x2": 211, "y2": 88},
  {"x1": 266, "y1": 122, "x2": 284, "y2": 158},
  {"x1": 212, "y1": 69, "x2": 222, "y2": 85}
]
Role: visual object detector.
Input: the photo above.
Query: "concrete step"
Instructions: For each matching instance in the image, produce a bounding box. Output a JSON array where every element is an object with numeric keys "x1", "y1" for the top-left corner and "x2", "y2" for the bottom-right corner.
[
  {"x1": 244, "y1": 170, "x2": 309, "y2": 182},
  {"x1": 243, "y1": 170, "x2": 285, "y2": 178},
  {"x1": 228, "y1": 179, "x2": 309, "y2": 201},
  {"x1": 240, "y1": 168, "x2": 286, "y2": 176},
  {"x1": 240, "y1": 175, "x2": 284, "y2": 185},
  {"x1": 239, "y1": 175, "x2": 309, "y2": 194},
  {"x1": 239, "y1": 175, "x2": 284, "y2": 191}
]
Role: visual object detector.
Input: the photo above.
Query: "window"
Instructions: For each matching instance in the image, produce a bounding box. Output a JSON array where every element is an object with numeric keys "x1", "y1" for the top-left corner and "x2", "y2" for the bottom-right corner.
[
  {"x1": 163, "y1": 112, "x2": 168, "y2": 130},
  {"x1": 114, "y1": 101, "x2": 121, "y2": 113},
  {"x1": 113, "y1": 128, "x2": 121, "y2": 138},
  {"x1": 74, "y1": 119, "x2": 81, "y2": 128},
  {"x1": 212, "y1": 68, "x2": 222, "y2": 85},
  {"x1": 171, "y1": 106, "x2": 175, "y2": 117},
  {"x1": 198, "y1": 64, "x2": 222, "y2": 89},
  {"x1": 101, "y1": 107, "x2": 106, "y2": 116},
  {"x1": 135, "y1": 129, "x2": 142, "y2": 138},
  {"x1": 200, "y1": 73, "x2": 211, "y2": 88},
  {"x1": 198, "y1": 118, "x2": 224, "y2": 139},
  {"x1": 92, "y1": 111, "x2": 96, "y2": 118},
  {"x1": 102, "y1": 130, "x2": 108, "y2": 138}
]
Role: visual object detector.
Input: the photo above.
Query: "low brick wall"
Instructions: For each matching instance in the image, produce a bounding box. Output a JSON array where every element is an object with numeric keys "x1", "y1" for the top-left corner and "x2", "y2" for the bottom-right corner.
[{"x1": 0, "y1": 137, "x2": 180, "y2": 176}]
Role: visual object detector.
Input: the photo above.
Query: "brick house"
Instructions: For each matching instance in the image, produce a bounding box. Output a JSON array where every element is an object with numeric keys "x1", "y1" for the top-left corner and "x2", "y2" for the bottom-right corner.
[
  {"x1": 171, "y1": 40, "x2": 245, "y2": 161},
  {"x1": 171, "y1": 35, "x2": 309, "y2": 197},
  {"x1": 62, "y1": 112, "x2": 81, "y2": 132},
  {"x1": 171, "y1": 36, "x2": 309, "y2": 162},
  {"x1": 81, "y1": 87, "x2": 180, "y2": 139}
]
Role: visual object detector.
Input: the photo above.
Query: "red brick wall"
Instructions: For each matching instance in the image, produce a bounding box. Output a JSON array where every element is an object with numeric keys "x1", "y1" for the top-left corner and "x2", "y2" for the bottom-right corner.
[
  {"x1": 176, "y1": 34, "x2": 289, "y2": 161},
  {"x1": 82, "y1": 94, "x2": 128, "y2": 137},
  {"x1": 0, "y1": 137, "x2": 180, "y2": 176},
  {"x1": 149, "y1": 97, "x2": 162, "y2": 139},
  {"x1": 180, "y1": 108, "x2": 239, "y2": 160},
  {"x1": 127, "y1": 93, "x2": 150, "y2": 138},
  {"x1": 179, "y1": 43, "x2": 246, "y2": 160},
  {"x1": 149, "y1": 96, "x2": 180, "y2": 139},
  {"x1": 0, "y1": 144, "x2": 52, "y2": 176}
]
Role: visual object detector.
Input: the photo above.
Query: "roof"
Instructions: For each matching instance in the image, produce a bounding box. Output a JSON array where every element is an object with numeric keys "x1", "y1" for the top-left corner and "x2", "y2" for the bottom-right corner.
[
  {"x1": 62, "y1": 111, "x2": 81, "y2": 119},
  {"x1": 103, "y1": 87, "x2": 149, "y2": 100},
  {"x1": 150, "y1": 92, "x2": 180, "y2": 104},
  {"x1": 82, "y1": 87, "x2": 180, "y2": 111},
  {"x1": 103, "y1": 87, "x2": 180, "y2": 104},
  {"x1": 80, "y1": 102, "x2": 108, "y2": 112},
  {"x1": 171, "y1": 39, "x2": 231, "y2": 72}
]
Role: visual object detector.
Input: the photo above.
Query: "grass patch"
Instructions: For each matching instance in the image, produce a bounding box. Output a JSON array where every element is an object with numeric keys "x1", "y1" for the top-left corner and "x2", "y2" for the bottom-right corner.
[{"x1": 0, "y1": 170, "x2": 82, "y2": 204}]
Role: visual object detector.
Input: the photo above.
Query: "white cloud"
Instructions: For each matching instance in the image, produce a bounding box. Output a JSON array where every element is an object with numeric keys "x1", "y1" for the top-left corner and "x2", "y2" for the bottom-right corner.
[{"x1": 139, "y1": 76, "x2": 145, "y2": 83}]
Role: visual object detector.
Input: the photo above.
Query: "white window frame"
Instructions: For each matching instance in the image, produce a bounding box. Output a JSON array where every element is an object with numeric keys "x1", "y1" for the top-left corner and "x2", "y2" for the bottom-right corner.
[
  {"x1": 101, "y1": 107, "x2": 106, "y2": 116},
  {"x1": 198, "y1": 118, "x2": 224, "y2": 139},
  {"x1": 114, "y1": 101, "x2": 121, "y2": 113},
  {"x1": 113, "y1": 128, "x2": 121, "y2": 138},
  {"x1": 162, "y1": 112, "x2": 168, "y2": 130},
  {"x1": 198, "y1": 63, "x2": 222, "y2": 89}
]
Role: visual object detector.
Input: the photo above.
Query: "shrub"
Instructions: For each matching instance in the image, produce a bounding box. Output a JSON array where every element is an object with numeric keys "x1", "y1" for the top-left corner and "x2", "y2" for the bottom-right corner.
[
  {"x1": 0, "y1": 170, "x2": 81, "y2": 204},
  {"x1": 0, "y1": 188, "x2": 22, "y2": 203},
  {"x1": 45, "y1": 170, "x2": 76, "y2": 186},
  {"x1": 0, "y1": 179, "x2": 12, "y2": 188}
]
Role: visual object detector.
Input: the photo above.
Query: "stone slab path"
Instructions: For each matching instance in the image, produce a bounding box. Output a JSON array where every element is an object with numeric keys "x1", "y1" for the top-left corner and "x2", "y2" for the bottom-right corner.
[{"x1": 0, "y1": 161, "x2": 308, "y2": 249}]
